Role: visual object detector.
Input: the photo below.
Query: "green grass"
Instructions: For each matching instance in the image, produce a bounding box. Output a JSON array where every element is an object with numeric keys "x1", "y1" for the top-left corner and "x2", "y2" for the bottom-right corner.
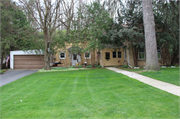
[
  {"x1": 120, "y1": 67, "x2": 180, "y2": 86},
  {"x1": 140, "y1": 67, "x2": 180, "y2": 86},
  {"x1": 120, "y1": 68, "x2": 145, "y2": 72},
  {"x1": 0, "y1": 69, "x2": 179, "y2": 118}
]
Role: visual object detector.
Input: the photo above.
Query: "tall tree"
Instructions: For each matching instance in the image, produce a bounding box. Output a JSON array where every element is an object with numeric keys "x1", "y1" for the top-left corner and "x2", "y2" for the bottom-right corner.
[
  {"x1": 0, "y1": 0, "x2": 38, "y2": 69},
  {"x1": 142, "y1": 0, "x2": 160, "y2": 70},
  {"x1": 19, "y1": 0, "x2": 75, "y2": 70},
  {"x1": 154, "y1": 0, "x2": 179, "y2": 66}
]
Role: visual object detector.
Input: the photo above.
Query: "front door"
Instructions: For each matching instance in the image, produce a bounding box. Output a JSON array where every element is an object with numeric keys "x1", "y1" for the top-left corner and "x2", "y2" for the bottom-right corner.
[
  {"x1": 72, "y1": 54, "x2": 77, "y2": 66},
  {"x1": 72, "y1": 53, "x2": 81, "y2": 66}
]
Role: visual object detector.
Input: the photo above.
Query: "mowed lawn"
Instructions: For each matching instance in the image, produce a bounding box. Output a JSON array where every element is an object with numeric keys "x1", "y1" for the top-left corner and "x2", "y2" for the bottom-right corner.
[
  {"x1": 121, "y1": 67, "x2": 179, "y2": 86},
  {"x1": 0, "y1": 69, "x2": 179, "y2": 118},
  {"x1": 140, "y1": 68, "x2": 180, "y2": 86}
]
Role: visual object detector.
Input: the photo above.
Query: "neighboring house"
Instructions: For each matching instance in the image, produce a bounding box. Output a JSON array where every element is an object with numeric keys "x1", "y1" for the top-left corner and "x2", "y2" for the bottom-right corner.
[{"x1": 53, "y1": 42, "x2": 163, "y2": 67}]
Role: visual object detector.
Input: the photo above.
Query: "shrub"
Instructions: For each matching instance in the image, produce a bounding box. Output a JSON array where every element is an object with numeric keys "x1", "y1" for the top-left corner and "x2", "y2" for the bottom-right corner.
[
  {"x1": 86, "y1": 65, "x2": 93, "y2": 68},
  {"x1": 175, "y1": 64, "x2": 179, "y2": 67},
  {"x1": 78, "y1": 65, "x2": 83, "y2": 68},
  {"x1": 97, "y1": 65, "x2": 102, "y2": 68},
  {"x1": 95, "y1": 63, "x2": 98, "y2": 67},
  {"x1": 122, "y1": 65, "x2": 128, "y2": 68},
  {"x1": 69, "y1": 66, "x2": 74, "y2": 68}
]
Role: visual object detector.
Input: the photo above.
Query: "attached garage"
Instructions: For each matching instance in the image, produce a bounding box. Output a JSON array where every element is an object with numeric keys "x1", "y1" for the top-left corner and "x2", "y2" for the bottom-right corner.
[
  {"x1": 14, "y1": 55, "x2": 44, "y2": 69},
  {"x1": 10, "y1": 50, "x2": 44, "y2": 69}
]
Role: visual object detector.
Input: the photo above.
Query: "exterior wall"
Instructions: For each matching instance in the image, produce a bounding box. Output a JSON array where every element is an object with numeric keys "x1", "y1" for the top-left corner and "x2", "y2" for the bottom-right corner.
[
  {"x1": 128, "y1": 46, "x2": 163, "y2": 67},
  {"x1": 101, "y1": 48, "x2": 124, "y2": 66},
  {"x1": 53, "y1": 43, "x2": 99, "y2": 66}
]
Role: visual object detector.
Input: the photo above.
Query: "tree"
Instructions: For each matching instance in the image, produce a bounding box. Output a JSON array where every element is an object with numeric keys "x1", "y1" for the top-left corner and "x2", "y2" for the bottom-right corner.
[
  {"x1": 69, "y1": 1, "x2": 113, "y2": 66},
  {"x1": 0, "y1": 0, "x2": 38, "y2": 69},
  {"x1": 142, "y1": 0, "x2": 160, "y2": 70},
  {"x1": 153, "y1": 0, "x2": 179, "y2": 66},
  {"x1": 19, "y1": 0, "x2": 75, "y2": 70},
  {"x1": 102, "y1": 0, "x2": 144, "y2": 67}
]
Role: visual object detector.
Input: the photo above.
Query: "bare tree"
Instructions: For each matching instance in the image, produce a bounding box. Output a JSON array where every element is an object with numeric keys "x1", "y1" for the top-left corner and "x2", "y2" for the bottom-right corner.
[
  {"x1": 142, "y1": 0, "x2": 160, "y2": 70},
  {"x1": 19, "y1": 0, "x2": 75, "y2": 70}
]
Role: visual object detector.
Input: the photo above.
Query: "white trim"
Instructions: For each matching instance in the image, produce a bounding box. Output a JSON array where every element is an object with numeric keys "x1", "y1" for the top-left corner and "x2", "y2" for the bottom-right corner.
[
  {"x1": 118, "y1": 51, "x2": 122, "y2": 58},
  {"x1": 59, "y1": 51, "x2": 66, "y2": 59},
  {"x1": 10, "y1": 50, "x2": 44, "y2": 69},
  {"x1": 84, "y1": 52, "x2": 91, "y2": 59}
]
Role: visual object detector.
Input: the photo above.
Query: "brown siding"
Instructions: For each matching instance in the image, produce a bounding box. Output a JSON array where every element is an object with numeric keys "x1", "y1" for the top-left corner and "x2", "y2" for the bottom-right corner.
[
  {"x1": 101, "y1": 48, "x2": 124, "y2": 66},
  {"x1": 14, "y1": 55, "x2": 44, "y2": 69}
]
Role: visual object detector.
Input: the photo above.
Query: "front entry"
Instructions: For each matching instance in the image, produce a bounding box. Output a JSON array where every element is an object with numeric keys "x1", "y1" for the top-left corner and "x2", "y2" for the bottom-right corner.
[
  {"x1": 72, "y1": 54, "x2": 77, "y2": 66},
  {"x1": 72, "y1": 53, "x2": 81, "y2": 66}
]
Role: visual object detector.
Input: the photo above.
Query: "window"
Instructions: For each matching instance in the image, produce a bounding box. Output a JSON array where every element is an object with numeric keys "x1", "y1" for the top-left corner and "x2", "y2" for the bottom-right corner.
[
  {"x1": 84, "y1": 52, "x2": 91, "y2": 59},
  {"x1": 118, "y1": 51, "x2": 121, "y2": 58},
  {"x1": 59, "y1": 52, "x2": 66, "y2": 59},
  {"x1": 157, "y1": 47, "x2": 161, "y2": 59},
  {"x1": 113, "y1": 51, "x2": 116, "y2": 58},
  {"x1": 138, "y1": 48, "x2": 145, "y2": 60},
  {"x1": 106, "y1": 52, "x2": 110, "y2": 60}
]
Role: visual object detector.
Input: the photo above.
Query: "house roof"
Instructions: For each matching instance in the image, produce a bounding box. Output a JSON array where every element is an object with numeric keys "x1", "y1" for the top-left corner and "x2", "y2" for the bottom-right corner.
[
  {"x1": 67, "y1": 46, "x2": 82, "y2": 53},
  {"x1": 103, "y1": 43, "x2": 124, "y2": 49}
]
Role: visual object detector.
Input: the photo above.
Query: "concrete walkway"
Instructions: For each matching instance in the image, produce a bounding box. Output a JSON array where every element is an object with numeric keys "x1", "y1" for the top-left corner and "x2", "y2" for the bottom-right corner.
[
  {"x1": 0, "y1": 69, "x2": 38, "y2": 87},
  {"x1": 106, "y1": 67, "x2": 180, "y2": 96}
]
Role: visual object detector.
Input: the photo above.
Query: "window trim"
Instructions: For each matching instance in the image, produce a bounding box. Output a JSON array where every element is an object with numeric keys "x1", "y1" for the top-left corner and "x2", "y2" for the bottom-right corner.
[
  {"x1": 59, "y1": 51, "x2": 66, "y2": 59},
  {"x1": 157, "y1": 47, "x2": 161, "y2": 60},
  {"x1": 118, "y1": 51, "x2": 122, "y2": 58},
  {"x1": 112, "y1": 51, "x2": 116, "y2": 58},
  {"x1": 84, "y1": 52, "x2": 91, "y2": 59},
  {"x1": 138, "y1": 48, "x2": 145, "y2": 60},
  {"x1": 105, "y1": 52, "x2": 110, "y2": 60}
]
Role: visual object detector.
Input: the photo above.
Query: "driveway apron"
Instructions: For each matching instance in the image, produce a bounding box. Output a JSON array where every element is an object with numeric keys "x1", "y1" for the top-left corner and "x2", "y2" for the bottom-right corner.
[
  {"x1": 0, "y1": 70, "x2": 38, "y2": 87},
  {"x1": 106, "y1": 67, "x2": 180, "y2": 96}
]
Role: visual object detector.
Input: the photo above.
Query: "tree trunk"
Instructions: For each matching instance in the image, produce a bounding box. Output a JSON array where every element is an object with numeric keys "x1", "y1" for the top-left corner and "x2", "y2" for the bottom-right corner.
[
  {"x1": 132, "y1": 45, "x2": 138, "y2": 67},
  {"x1": 44, "y1": 30, "x2": 51, "y2": 70},
  {"x1": 0, "y1": 53, "x2": 4, "y2": 69},
  {"x1": 142, "y1": 0, "x2": 160, "y2": 71}
]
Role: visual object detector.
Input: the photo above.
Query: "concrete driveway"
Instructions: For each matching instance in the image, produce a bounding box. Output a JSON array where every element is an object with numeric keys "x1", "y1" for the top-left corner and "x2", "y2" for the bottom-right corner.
[{"x1": 0, "y1": 70, "x2": 38, "y2": 87}]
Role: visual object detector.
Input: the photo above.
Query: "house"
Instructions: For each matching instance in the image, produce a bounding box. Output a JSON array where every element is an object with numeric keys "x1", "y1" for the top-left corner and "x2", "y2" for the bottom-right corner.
[
  {"x1": 53, "y1": 42, "x2": 163, "y2": 67},
  {"x1": 10, "y1": 43, "x2": 163, "y2": 69}
]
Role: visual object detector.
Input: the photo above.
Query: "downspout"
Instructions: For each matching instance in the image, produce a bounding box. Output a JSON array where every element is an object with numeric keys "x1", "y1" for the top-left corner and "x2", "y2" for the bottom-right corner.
[{"x1": 101, "y1": 49, "x2": 104, "y2": 68}]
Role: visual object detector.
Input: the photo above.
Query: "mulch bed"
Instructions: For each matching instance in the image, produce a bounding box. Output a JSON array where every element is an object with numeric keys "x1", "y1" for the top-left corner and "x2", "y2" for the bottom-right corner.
[{"x1": 0, "y1": 69, "x2": 8, "y2": 74}]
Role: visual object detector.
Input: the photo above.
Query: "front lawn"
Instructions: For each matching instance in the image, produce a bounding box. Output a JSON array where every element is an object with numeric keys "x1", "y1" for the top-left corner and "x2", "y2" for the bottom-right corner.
[
  {"x1": 0, "y1": 69, "x2": 179, "y2": 118},
  {"x1": 140, "y1": 67, "x2": 180, "y2": 86},
  {"x1": 120, "y1": 67, "x2": 179, "y2": 86}
]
